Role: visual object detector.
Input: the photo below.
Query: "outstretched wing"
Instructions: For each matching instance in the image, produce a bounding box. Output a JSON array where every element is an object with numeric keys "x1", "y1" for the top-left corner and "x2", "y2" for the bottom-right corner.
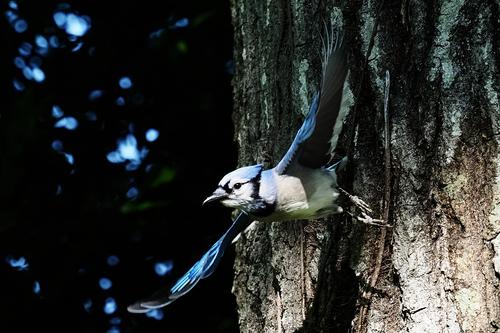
[
  {"x1": 274, "y1": 25, "x2": 347, "y2": 175},
  {"x1": 127, "y1": 212, "x2": 252, "y2": 313}
]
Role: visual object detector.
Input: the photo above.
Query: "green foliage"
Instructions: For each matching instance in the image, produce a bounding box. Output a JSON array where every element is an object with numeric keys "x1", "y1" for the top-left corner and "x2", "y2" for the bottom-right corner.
[{"x1": 150, "y1": 167, "x2": 176, "y2": 188}]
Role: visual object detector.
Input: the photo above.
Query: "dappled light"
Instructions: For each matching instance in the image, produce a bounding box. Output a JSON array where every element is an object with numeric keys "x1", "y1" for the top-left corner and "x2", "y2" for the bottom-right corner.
[
  {"x1": 55, "y1": 116, "x2": 78, "y2": 130},
  {"x1": 1, "y1": 0, "x2": 236, "y2": 331},
  {"x1": 145, "y1": 128, "x2": 160, "y2": 142},
  {"x1": 104, "y1": 297, "x2": 117, "y2": 315},
  {"x1": 33, "y1": 281, "x2": 41, "y2": 295},
  {"x1": 118, "y1": 76, "x2": 133, "y2": 90},
  {"x1": 154, "y1": 260, "x2": 174, "y2": 276},
  {"x1": 99, "y1": 277, "x2": 113, "y2": 290},
  {"x1": 6, "y1": 256, "x2": 29, "y2": 271},
  {"x1": 107, "y1": 255, "x2": 120, "y2": 266},
  {"x1": 146, "y1": 309, "x2": 164, "y2": 320}
]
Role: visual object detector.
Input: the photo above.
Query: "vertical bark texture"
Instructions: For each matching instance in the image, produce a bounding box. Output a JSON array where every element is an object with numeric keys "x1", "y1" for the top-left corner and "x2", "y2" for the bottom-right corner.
[{"x1": 230, "y1": 0, "x2": 499, "y2": 332}]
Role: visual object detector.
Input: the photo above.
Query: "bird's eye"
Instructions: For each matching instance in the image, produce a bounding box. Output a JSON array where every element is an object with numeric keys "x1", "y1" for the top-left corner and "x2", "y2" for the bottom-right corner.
[{"x1": 233, "y1": 183, "x2": 242, "y2": 190}]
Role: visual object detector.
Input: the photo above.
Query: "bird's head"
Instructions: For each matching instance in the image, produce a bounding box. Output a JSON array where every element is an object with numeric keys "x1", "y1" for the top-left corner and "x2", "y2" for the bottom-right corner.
[{"x1": 203, "y1": 164, "x2": 263, "y2": 210}]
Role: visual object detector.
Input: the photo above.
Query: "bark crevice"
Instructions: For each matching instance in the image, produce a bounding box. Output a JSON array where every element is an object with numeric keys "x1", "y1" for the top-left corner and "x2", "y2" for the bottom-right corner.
[{"x1": 230, "y1": 1, "x2": 500, "y2": 332}]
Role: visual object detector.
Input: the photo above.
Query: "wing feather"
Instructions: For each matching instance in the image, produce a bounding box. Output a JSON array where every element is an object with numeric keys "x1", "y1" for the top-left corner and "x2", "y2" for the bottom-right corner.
[
  {"x1": 274, "y1": 24, "x2": 347, "y2": 174},
  {"x1": 127, "y1": 212, "x2": 252, "y2": 313}
]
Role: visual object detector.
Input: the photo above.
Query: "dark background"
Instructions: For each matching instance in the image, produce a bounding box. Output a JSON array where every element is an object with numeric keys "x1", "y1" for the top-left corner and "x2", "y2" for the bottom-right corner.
[{"x1": 0, "y1": 0, "x2": 239, "y2": 331}]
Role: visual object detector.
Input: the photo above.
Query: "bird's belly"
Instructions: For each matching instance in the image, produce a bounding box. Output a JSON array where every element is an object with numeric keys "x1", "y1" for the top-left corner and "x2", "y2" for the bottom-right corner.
[{"x1": 272, "y1": 171, "x2": 340, "y2": 220}]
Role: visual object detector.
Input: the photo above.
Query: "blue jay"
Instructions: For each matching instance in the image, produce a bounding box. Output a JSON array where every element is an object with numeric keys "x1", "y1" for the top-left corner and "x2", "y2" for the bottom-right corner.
[{"x1": 128, "y1": 25, "x2": 349, "y2": 313}]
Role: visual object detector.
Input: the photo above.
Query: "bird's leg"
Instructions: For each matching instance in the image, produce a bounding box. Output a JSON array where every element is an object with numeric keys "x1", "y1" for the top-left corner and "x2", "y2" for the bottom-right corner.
[
  {"x1": 355, "y1": 212, "x2": 388, "y2": 227},
  {"x1": 339, "y1": 187, "x2": 372, "y2": 213},
  {"x1": 339, "y1": 187, "x2": 390, "y2": 227}
]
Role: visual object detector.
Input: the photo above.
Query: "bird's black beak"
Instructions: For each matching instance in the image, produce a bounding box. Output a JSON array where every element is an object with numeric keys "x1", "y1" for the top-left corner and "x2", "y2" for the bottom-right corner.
[{"x1": 202, "y1": 187, "x2": 227, "y2": 206}]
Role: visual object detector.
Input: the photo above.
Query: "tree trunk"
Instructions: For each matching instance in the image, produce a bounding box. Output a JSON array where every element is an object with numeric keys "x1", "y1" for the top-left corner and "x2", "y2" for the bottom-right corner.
[{"x1": 229, "y1": 1, "x2": 500, "y2": 332}]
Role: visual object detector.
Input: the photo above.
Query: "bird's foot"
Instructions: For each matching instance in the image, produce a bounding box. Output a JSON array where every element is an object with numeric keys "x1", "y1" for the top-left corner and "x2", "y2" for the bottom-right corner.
[
  {"x1": 339, "y1": 188, "x2": 391, "y2": 228},
  {"x1": 339, "y1": 188, "x2": 372, "y2": 214},
  {"x1": 356, "y1": 212, "x2": 391, "y2": 228}
]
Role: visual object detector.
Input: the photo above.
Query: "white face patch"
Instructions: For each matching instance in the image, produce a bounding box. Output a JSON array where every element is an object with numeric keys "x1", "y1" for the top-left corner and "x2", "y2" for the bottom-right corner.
[
  {"x1": 215, "y1": 164, "x2": 263, "y2": 211},
  {"x1": 221, "y1": 182, "x2": 256, "y2": 209}
]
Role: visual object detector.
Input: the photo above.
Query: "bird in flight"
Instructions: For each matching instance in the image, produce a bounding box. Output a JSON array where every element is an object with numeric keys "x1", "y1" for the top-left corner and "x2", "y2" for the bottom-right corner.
[{"x1": 128, "y1": 23, "x2": 352, "y2": 313}]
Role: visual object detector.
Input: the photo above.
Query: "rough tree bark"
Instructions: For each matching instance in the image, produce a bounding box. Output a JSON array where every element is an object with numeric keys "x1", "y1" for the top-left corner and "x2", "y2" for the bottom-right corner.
[{"x1": 229, "y1": 0, "x2": 499, "y2": 332}]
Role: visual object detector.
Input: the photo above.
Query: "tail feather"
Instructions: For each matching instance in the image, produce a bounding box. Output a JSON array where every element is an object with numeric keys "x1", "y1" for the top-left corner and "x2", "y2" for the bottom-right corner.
[{"x1": 127, "y1": 212, "x2": 252, "y2": 312}]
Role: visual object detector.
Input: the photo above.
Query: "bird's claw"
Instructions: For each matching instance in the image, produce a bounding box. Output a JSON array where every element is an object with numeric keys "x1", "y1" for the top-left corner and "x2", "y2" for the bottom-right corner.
[
  {"x1": 352, "y1": 196, "x2": 372, "y2": 214},
  {"x1": 339, "y1": 188, "x2": 372, "y2": 213},
  {"x1": 357, "y1": 212, "x2": 391, "y2": 228},
  {"x1": 339, "y1": 188, "x2": 391, "y2": 228}
]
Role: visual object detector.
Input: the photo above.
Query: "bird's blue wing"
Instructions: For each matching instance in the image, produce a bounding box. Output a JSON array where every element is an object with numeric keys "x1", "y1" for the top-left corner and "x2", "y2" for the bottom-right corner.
[
  {"x1": 127, "y1": 211, "x2": 252, "y2": 313},
  {"x1": 274, "y1": 24, "x2": 347, "y2": 175},
  {"x1": 274, "y1": 94, "x2": 319, "y2": 174}
]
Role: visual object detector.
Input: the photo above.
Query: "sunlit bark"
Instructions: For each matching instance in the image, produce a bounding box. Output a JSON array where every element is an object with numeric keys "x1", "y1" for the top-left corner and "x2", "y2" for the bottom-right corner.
[{"x1": 230, "y1": 0, "x2": 500, "y2": 332}]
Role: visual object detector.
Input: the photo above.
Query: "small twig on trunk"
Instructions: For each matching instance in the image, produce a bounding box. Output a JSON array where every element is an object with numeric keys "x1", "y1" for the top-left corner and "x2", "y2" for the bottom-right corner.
[
  {"x1": 356, "y1": 70, "x2": 392, "y2": 332},
  {"x1": 300, "y1": 222, "x2": 306, "y2": 321}
]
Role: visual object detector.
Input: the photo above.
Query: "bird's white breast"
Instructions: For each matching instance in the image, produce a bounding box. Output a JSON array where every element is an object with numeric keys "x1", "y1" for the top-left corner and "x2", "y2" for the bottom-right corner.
[{"x1": 270, "y1": 166, "x2": 340, "y2": 220}]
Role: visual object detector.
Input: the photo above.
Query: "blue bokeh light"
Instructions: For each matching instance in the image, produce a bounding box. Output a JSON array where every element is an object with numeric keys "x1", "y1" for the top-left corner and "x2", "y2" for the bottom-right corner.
[
  {"x1": 14, "y1": 19, "x2": 28, "y2": 33},
  {"x1": 154, "y1": 261, "x2": 173, "y2": 276},
  {"x1": 6, "y1": 256, "x2": 29, "y2": 271},
  {"x1": 149, "y1": 28, "x2": 165, "y2": 39},
  {"x1": 72, "y1": 42, "x2": 83, "y2": 52},
  {"x1": 146, "y1": 309, "x2": 164, "y2": 320},
  {"x1": 109, "y1": 317, "x2": 121, "y2": 325},
  {"x1": 19, "y1": 42, "x2": 32, "y2": 56},
  {"x1": 125, "y1": 162, "x2": 140, "y2": 171},
  {"x1": 115, "y1": 97, "x2": 125, "y2": 106},
  {"x1": 35, "y1": 35, "x2": 48, "y2": 49},
  {"x1": 55, "y1": 116, "x2": 78, "y2": 130},
  {"x1": 107, "y1": 327, "x2": 120, "y2": 333},
  {"x1": 33, "y1": 281, "x2": 41, "y2": 294},
  {"x1": 126, "y1": 187, "x2": 139, "y2": 199},
  {"x1": 54, "y1": 12, "x2": 91, "y2": 37},
  {"x1": 9, "y1": 1, "x2": 18, "y2": 10},
  {"x1": 107, "y1": 134, "x2": 149, "y2": 170},
  {"x1": 145, "y1": 129, "x2": 159, "y2": 142},
  {"x1": 52, "y1": 105, "x2": 64, "y2": 118},
  {"x1": 22, "y1": 67, "x2": 32, "y2": 80},
  {"x1": 32, "y1": 67, "x2": 45, "y2": 82},
  {"x1": 65, "y1": 14, "x2": 90, "y2": 36},
  {"x1": 118, "y1": 134, "x2": 139, "y2": 160},
  {"x1": 13, "y1": 79, "x2": 25, "y2": 91},
  {"x1": 53, "y1": 12, "x2": 66, "y2": 27},
  {"x1": 83, "y1": 299, "x2": 92, "y2": 312},
  {"x1": 118, "y1": 77, "x2": 132, "y2": 89},
  {"x1": 104, "y1": 297, "x2": 117, "y2": 315},
  {"x1": 49, "y1": 35, "x2": 60, "y2": 48},
  {"x1": 106, "y1": 152, "x2": 124, "y2": 164},
  {"x1": 14, "y1": 56, "x2": 25, "y2": 69},
  {"x1": 107, "y1": 255, "x2": 120, "y2": 266},
  {"x1": 88, "y1": 89, "x2": 103, "y2": 101},
  {"x1": 174, "y1": 17, "x2": 189, "y2": 28},
  {"x1": 99, "y1": 277, "x2": 112, "y2": 290},
  {"x1": 5, "y1": 10, "x2": 17, "y2": 23},
  {"x1": 51, "y1": 140, "x2": 63, "y2": 151},
  {"x1": 64, "y1": 153, "x2": 74, "y2": 165}
]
